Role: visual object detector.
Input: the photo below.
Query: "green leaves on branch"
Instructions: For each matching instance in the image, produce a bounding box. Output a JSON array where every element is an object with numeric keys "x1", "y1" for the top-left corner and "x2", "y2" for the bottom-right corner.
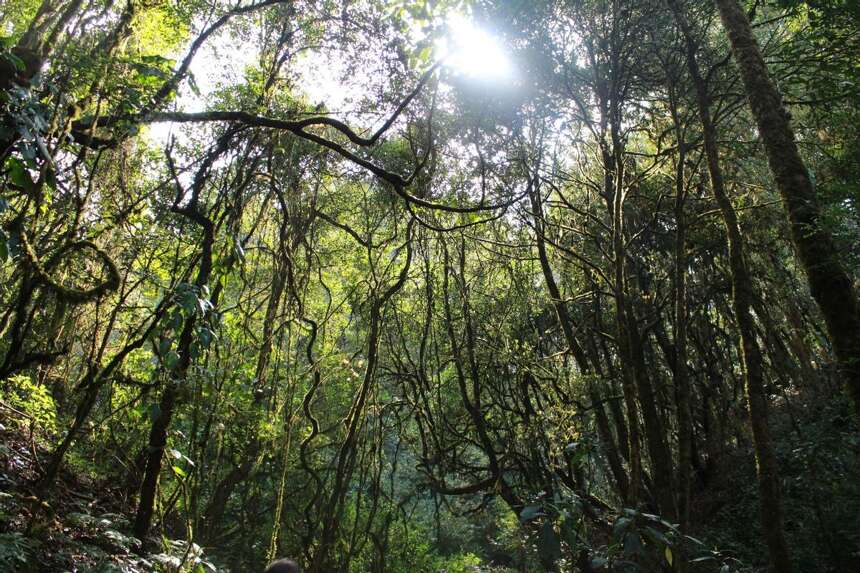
[
  {"x1": 610, "y1": 509, "x2": 677, "y2": 568},
  {"x1": 520, "y1": 505, "x2": 545, "y2": 523},
  {"x1": 175, "y1": 283, "x2": 213, "y2": 317},
  {"x1": 155, "y1": 283, "x2": 218, "y2": 372},
  {"x1": 5, "y1": 157, "x2": 35, "y2": 192}
]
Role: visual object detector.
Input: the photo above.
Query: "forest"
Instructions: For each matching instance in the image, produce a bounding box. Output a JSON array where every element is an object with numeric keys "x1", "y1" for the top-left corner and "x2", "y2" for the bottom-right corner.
[{"x1": 0, "y1": 0, "x2": 859, "y2": 571}]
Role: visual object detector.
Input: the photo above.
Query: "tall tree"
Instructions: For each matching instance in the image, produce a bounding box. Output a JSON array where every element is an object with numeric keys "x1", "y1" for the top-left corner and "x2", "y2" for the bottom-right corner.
[
  {"x1": 714, "y1": 0, "x2": 860, "y2": 421},
  {"x1": 666, "y1": 2, "x2": 793, "y2": 569}
]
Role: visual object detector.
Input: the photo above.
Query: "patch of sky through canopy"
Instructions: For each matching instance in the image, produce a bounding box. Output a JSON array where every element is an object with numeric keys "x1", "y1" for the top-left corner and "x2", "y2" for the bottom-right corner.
[
  {"x1": 436, "y1": 12, "x2": 514, "y2": 81},
  {"x1": 145, "y1": 7, "x2": 516, "y2": 147}
]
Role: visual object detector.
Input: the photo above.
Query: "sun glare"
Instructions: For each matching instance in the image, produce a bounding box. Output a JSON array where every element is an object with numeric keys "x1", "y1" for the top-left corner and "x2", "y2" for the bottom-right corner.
[{"x1": 437, "y1": 14, "x2": 514, "y2": 81}]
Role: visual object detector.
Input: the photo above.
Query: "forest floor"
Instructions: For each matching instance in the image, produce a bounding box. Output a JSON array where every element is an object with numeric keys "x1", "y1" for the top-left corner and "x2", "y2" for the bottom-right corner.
[
  {"x1": 0, "y1": 409, "x2": 212, "y2": 573},
  {"x1": 2, "y1": 386, "x2": 860, "y2": 572}
]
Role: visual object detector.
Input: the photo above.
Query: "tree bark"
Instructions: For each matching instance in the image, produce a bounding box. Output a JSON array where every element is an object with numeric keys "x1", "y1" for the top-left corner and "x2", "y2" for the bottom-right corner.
[
  {"x1": 528, "y1": 175, "x2": 630, "y2": 501},
  {"x1": 668, "y1": 1, "x2": 793, "y2": 570},
  {"x1": 133, "y1": 133, "x2": 224, "y2": 540},
  {"x1": 713, "y1": 0, "x2": 860, "y2": 421},
  {"x1": 670, "y1": 105, "x2": 693, "y2": 532}
]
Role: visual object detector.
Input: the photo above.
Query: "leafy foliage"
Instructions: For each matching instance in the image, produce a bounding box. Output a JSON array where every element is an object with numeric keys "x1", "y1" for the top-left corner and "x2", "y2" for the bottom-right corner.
[{"x1": 0, "y1": 0, "x2": 859, "y2": 572}]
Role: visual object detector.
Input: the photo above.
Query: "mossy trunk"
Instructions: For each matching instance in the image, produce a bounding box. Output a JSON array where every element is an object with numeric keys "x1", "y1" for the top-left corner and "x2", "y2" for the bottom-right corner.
[
  {"x1": 714, "y1": 0, "x2": 860, "y2": 422},
  {"x1": 667, "y1": 1, "x2": 794, "y2": 570}
]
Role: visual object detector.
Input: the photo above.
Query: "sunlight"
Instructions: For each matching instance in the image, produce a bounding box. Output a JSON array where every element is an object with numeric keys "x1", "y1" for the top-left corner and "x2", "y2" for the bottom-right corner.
[
  {"x1": 437, "y1": 13, "x2": 514, "y2": 80},
  {"x1": 145, "y1": 33, "x2": 260, "y2": 147}
]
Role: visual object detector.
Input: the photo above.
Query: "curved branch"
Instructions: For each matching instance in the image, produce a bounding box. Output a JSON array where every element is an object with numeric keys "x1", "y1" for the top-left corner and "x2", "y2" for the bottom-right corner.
[{"x1": 20, "y1": 232, "x2": 121, "y2": 303}]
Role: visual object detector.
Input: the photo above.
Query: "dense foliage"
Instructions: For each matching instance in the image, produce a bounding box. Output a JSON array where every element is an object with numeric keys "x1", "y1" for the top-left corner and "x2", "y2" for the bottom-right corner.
[{"x1": 1, "y1": 0, "x2": 859, "y2": 572}]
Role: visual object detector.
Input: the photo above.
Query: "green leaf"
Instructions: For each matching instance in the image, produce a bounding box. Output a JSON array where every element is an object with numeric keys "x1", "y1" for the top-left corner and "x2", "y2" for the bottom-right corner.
[
  {"x1": 417, "y1": 44, "x2": 433, "y2": 64},
  {"x1": 665, "y1": 546, "x2": 673, "y2": 567},
  {"x1": 613, "y1": 516, "x2": 633, "y2": 539},
  {"x1": 171, "y1": 465, "x2": 187, "y2": 478},
  {"x1": 7, "y1": 158, "x2": 34, "y2": 191},
  {"x1": 520, "y1": 505, "x2": 544, "y2": 522},
  {"x1": 164, "y1": 350, "x2": 179, "y2": 370}
]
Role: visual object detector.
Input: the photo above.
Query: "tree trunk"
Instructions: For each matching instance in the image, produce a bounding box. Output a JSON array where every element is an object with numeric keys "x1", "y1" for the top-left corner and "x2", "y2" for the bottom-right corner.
[
  {"x1": 608, "y1": 122, "x2": 675, "y2": 518},
  {"x1": 670, "y1": 107, "x2": 693, "y2": 532},
  {"x1": 528, "y1": 175, "x2": 630, "y2": 501},
  {"x1": 668, "y1": 1, "x2": 793, "y2": 570},
  {"x1": 713, "y1": 0, "x2": 860, "y2": 421}
]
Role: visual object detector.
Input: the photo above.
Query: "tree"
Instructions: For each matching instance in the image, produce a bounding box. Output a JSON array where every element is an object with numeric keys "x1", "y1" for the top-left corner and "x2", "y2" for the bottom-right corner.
[
  {"x1": 2, "y1": 1, "x2": 859, "y2": 571},
  {"x1": 713, "y1": 0, "x2": 860, "y2": 422}
]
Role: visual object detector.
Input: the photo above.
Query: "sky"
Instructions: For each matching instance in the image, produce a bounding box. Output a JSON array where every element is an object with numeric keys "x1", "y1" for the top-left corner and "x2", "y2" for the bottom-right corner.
[{"x1": 145, "y1": 10, "x2": 515, "y2": 146}]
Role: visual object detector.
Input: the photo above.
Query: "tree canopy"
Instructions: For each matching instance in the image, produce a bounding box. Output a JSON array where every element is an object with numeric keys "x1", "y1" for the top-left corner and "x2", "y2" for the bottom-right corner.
[{"x1": 1, "y1": 0, "x2": 859, "y2": 572}]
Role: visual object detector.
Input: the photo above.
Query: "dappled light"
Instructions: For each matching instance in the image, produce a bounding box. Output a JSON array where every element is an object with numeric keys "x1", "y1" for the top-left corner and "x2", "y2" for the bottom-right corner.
[{"x1": 1, "y1": 1, "x2": 859, "y2": 572}]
